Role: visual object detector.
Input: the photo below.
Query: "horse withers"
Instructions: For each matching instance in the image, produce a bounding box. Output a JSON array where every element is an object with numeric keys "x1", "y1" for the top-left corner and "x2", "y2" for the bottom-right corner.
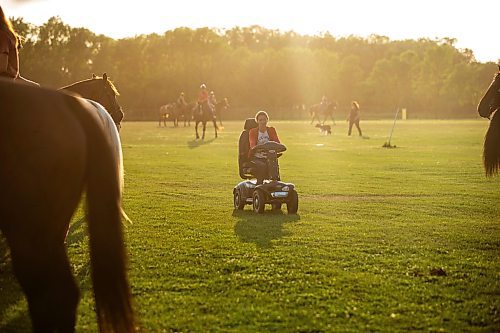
[
  {"x1": 0, "y1": 79, "x2": 135, "y2": 332},
  {"x1": 477, "y1": 66, "x2": 500, "y2": 177},
  {"x1": 60, "y1": 73, "x2": 124, "y2": 132}
]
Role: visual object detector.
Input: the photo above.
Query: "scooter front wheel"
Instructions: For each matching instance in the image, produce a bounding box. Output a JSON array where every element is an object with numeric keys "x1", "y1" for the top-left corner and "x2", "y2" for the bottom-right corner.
[{"x1": 253, "y1": 190, "x2": 265, "y2": 213}]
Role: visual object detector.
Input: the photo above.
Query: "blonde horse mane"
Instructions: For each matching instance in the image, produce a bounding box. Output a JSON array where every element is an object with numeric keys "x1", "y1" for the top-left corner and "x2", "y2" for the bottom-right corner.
[{"x1": 483, "y1": 110, "x2": 500, "y2": 177}]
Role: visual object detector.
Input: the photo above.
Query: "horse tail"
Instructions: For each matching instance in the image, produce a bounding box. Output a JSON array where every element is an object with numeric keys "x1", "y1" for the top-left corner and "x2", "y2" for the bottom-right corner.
[
  {"x1": 484, "y1": 110, "x2": 500, "y2": 177},
  {"x1": 68, "y1": 96, "x2": 135, "y2": 332}
]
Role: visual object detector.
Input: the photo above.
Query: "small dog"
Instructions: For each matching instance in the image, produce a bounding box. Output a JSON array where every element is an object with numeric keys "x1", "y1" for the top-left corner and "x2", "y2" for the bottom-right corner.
[{"x1": 315, "y1": 123, "x2": 331, "y2": 135}]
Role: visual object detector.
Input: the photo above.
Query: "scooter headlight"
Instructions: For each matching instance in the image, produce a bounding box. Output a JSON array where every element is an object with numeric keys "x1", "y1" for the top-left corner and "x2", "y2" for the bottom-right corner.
[{"x1": 281, "y1": 186, "x2": 290, "y2": 191}]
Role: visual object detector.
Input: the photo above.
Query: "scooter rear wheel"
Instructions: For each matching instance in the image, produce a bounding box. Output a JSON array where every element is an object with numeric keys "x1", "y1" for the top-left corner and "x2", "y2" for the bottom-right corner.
[{"x1": 286, "y1": 190, "x2": 298, "y2": 214}]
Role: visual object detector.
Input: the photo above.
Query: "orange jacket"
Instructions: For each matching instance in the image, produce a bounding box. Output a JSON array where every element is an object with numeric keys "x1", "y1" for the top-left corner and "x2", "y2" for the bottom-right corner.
[
  {"x1": 248, "y1": 126, "x2": 280, "y2": 157},
  {"x1": 198, "y1": 90, "x2": 209, "y2": 103}
]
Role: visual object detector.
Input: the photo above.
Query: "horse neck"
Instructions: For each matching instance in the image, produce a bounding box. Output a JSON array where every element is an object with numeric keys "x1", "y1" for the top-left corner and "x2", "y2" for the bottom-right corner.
[
  {"x1": 478, "y1": 75, "x2": 500, "y2": 117},
  {"x1": 62, "y1": 80, "x2": 96, "y2": 100}
]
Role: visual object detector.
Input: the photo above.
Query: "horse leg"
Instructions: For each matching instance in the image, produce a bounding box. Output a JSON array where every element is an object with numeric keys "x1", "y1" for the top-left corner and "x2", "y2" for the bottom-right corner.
[
  {"x1": 195, "y1": 121, "x2": 200, "y2": 139},
  {"x1": 4, "y1": 221, "x2": 79, "y2": 333},
  {"x1": 202, "y1": 121, "x2": 206, "y2": 140},
  {"x1": 213, "y1": 119, "x2": 218, "y2": 138},
  {"x1": 312, "y1": 113, "x2": 319, "y2": 125},
  {"x1": 2, "y1": 165, "x2": 83, "y2": 332}
]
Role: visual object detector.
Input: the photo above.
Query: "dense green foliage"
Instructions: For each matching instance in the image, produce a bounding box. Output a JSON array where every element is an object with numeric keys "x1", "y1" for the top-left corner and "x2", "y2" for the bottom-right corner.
[
  {"x1": 1, "y1": 120, "x2": 499, "y2": 332},
  {"x1": 11, "y1": 17, "x2": 499, "y2": 120}
]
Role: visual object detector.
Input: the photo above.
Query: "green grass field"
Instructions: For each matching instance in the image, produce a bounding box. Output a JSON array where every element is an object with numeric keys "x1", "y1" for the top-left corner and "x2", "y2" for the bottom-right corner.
[{"x1": 1, "y1": 119, "x2": 499, "y2": 332}]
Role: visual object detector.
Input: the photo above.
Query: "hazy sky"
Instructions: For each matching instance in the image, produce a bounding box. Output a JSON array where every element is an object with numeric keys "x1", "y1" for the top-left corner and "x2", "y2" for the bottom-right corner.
[{"x1": 3, "y1": 0, "x2": 499, "y2": 63}]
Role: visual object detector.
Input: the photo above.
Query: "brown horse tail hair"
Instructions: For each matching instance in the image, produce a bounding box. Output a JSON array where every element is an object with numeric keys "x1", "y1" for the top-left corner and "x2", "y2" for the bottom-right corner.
[
  {"x1": 483, "y1": 110, "x2": 500, "y2": 177},
  {"x1": 65, "y1": 95, "x2": 136, "y2": 332}
]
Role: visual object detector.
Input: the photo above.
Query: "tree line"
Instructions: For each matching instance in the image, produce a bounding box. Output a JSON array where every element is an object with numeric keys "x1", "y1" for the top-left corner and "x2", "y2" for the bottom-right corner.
[{"x1": 12, "y1": 16, "x2": 498, "y2": 120}]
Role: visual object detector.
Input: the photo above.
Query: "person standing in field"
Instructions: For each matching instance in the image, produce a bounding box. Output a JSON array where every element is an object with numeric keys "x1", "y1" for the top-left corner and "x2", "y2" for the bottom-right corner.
[
  {"x1": 348, "y1": 100, "x2": 363, "y2": 136},
  {"x1": 0, "y1": 6, "x2": 38, "y2": 86}
]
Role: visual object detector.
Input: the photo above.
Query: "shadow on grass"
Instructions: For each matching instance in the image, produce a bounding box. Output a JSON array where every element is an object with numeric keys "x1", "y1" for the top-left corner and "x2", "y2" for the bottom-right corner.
[
  {"x1": 187, "y1": 137, "x2": 217, "y2": 149},
  {"x1": 0, "y1": 233, "x2": 31, "y2": 332},
  {"x1": 232, "y1": 209, "x2": 300, "y2": 249}
]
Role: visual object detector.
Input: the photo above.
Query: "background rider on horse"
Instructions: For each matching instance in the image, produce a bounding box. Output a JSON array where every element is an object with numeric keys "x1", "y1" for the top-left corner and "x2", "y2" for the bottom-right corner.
[
  {"x1": 198, "y1": 84, "x2": 210, "y2": 111},
  {"x1": 209, "y1": 90, "x2": 217, "y2": 110},
  {"x1": 177, "y1": 91, "x2": 187, "y2": 107},
  {"x1": 319, "y1": 95, "x2": 329, "y2": 114}
]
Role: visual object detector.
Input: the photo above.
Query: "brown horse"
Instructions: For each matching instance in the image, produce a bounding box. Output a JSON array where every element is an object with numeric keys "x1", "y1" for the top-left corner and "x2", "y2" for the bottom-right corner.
[
  {"x1": 158, "y1": 103, "x2": 176, "y2": 127},
  {"x1": 176, "y1": 101, "x2": 197, "y2": 127},
  {"x1": 309, "y1": 101, "x2": 337, "y2": 125},
  {"x1": 60, "y1": 73, "x2": 124, "y2": 131},
  {"x1": 477, "y1": 67, "x2": 500, "y2": 177},
  {"x1": 214, "y1": 97, "x2": 230, "y2": 128},
  {"x1": 194, "y1": 101, "x2": 218, "y2": 140},
  {"x1": 0, "y1": 79, "x2": 135, "y2": 332}
]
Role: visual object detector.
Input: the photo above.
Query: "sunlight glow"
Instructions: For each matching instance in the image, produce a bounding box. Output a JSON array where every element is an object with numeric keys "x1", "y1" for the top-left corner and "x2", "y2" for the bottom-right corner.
[{"x1": 4, "y1": 0, "x2": 500, "y2": 63}]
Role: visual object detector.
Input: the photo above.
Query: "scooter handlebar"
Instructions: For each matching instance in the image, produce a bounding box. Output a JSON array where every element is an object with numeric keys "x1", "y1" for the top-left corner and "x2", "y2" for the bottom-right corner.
[{"x1": 253, "y1": 141, "x2": 287, "y2": 153}]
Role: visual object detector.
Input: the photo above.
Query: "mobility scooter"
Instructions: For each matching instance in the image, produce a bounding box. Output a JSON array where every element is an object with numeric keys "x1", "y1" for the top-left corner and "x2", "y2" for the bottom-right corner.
[{"x1": 233, "y1": 118, "x2": 298, "y2": 214}]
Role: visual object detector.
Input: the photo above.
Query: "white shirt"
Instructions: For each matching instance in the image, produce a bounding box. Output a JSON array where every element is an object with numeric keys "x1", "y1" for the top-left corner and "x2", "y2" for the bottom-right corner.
[
  {"x1": 257, "y1": 130, "x2": 270, "y2": 145},
  {"x1": 255, "y1": 130, "x2": 269, "y2": 158}
]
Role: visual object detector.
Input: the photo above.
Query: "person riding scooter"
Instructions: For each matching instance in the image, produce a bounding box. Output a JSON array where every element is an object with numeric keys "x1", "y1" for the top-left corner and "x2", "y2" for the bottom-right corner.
[{"x1": 248, "y1": 110, "x2": 281, "y2": 184}]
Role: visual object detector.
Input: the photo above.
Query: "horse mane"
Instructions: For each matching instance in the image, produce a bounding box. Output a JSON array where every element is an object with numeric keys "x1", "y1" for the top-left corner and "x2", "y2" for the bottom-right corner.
[
  {"x1": 60, "y1": 76, "x2": 120, "y2": 96},
  {"x1": 483, "y1": 109, "x2": 500, "y2": 177}
]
